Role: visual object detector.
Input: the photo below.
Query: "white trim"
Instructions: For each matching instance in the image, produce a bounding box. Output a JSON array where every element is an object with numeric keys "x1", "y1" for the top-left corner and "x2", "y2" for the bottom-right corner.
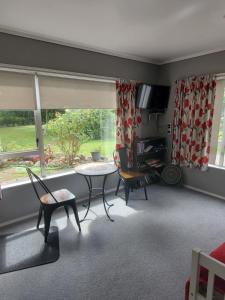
[
  {"x1": 0, "y1": 186, "x2": 122, "y2": 228},
  {"x1": 208, "y1": 164, "x2": 225, "y2": 171},
  {"x1": 0, "y1": 63, "x2": 117, "y2": 83},
  {"x1": 34, "y1": 74, "x2": 45, "y2": 176},
  {"x1": 0, "y1": 28, "x2": 158, "y2": 65},
  {"x1": 1, "y1": 170, "x2": 77, "y2": 189},
  {"x1": 184, "y1": 184, "x2": 225, "y2": 201},
  {"x1": 159, "y1": 46, "x2": 225, "y2": 65},
  {"x1": 216, "y1": 73, "x2": 225, "y2": 80}
]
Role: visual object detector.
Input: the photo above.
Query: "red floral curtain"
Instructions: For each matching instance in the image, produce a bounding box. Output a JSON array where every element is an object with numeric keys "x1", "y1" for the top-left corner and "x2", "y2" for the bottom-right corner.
[
  {"x1": 115, "y1": 80, "x2": 142, "y2": 167},
  {"x1": 172, "y1": 74, "x2": 216, "y2": 170}
]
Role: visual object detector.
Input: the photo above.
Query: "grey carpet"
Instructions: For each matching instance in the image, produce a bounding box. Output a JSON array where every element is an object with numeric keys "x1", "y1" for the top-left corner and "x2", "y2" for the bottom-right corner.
[{"x1": 1, "y1": 184, "x2": 225, "y2": 300}]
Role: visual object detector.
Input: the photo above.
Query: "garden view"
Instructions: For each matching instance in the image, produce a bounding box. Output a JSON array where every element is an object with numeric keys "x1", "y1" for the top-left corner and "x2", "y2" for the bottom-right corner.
[{"x1": 0, "y1": 109, "x2": 116, "y2": 185}]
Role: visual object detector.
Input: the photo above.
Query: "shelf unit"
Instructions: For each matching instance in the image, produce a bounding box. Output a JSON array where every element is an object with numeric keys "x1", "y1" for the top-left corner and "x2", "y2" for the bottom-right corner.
[{"x1": 134, "y1": 136, "x2": 167, "y2": 172}]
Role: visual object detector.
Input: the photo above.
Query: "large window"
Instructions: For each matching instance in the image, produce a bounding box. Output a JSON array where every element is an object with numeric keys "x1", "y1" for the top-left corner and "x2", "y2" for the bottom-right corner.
[
  {"x1": 209, "y1": 79, "x2": 225, "y2": 167},
  {"x1": 42, "y1": 109, "x2": 116, "y2": 176},
  {"x1": 0, "y1": 110, "x2": 38, "y2": 184},
  {"x1": 0, "y1": 70, "x2": 116, "y2": 185}
]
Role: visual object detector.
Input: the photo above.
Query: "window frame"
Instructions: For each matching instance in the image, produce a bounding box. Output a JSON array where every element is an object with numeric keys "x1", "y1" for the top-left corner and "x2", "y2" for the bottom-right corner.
[
  {"x1": 0, "y1": 67, "x2": 116, "y2": 186},
  {"x1": 209, "y1": 78, "x2": 225, "y2": 167}
]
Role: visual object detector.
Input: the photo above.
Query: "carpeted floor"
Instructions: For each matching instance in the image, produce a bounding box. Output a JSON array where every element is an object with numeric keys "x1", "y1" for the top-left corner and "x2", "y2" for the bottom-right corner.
[{"x1": 1, "y1": 184, "x2": 225, "y2": 300}]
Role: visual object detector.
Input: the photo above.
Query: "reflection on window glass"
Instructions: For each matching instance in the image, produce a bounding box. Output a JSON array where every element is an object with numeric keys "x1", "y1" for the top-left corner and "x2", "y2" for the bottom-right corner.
[
  {"x1": 42, "y1": 109, "x2": 116, "y2": 176},
  {"x1": 210, "y1": 85, "x2": 225, "y2": 167},
  {"x1": 0, "y1": 110, "x2": 38, "y2": 185}
]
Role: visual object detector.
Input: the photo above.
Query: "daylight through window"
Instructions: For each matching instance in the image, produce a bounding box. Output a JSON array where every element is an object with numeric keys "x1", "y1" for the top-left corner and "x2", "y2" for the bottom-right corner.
[{"x1": 0, "y1": 70, "x2": 116, "y2": 185}]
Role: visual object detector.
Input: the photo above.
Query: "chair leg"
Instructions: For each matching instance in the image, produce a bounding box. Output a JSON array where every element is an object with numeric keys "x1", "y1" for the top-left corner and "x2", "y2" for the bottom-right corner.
[
  {"x1": 115, "y1": 178, "x2": 121, "y2": 195},
  {"x1": 144, "y1": 185, "x2": 148, "y2": 200},
  {"x1": 70, "y1": 202, "x2": 81, "y2": 232},
  {"x1": 37, "y1": 205, "x2": 43, "y2": 229},
  {"x1": 64, "y1": 206, "x2": 69, "y2": 218},
  {"x1": 125, "y1": 184, "x2": 130, "y2": 206},
  {"x1": 43, "y1": 208, "x2": 53, "y2": 243}
]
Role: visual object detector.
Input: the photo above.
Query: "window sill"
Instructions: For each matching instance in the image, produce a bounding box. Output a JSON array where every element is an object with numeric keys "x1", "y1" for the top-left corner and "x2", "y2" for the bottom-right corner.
[
  {"x1": 208, "y1": 164, "x2": 225, "y2": 171},
  {"x1": 2, "y1": 170, "x2": 76, "y2": 190},
  {"x1": 2, "y1": 161, "x2": 115, "y2": 190}
]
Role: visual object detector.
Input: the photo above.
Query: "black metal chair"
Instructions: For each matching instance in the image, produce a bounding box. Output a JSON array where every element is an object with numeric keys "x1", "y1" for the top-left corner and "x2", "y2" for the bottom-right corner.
[
  {"x1": 26, "y1": 168, "x2": 81, "y2": 243},
  {"x1": 113, "y1": 147, "x2": 148, "y2": 205}
]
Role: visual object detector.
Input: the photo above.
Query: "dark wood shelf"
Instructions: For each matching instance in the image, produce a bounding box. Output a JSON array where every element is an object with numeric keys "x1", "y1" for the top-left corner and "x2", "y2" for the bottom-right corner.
[
  {"x1": 134, "y1": 136, "x2": 166, "y2": 173},
  {"x1": 137, "y1": 148, "x2": 167, "y2": 157}
]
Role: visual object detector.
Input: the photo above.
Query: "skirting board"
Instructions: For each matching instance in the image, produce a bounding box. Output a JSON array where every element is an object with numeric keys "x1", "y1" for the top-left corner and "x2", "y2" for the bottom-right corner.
[
  {"x1": 184, "y1": 184, "x2": 225, "y2": 201},
  {"x1": 0, "y1": 186, "x2": 124, "y2": 228}
]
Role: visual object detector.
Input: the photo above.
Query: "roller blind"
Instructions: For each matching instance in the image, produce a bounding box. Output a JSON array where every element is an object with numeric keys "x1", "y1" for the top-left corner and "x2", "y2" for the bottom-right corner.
[
  {"x1": 0, "y1": 71, "x2": 35, "y2": 110},
  {"x1": 39, "y1": 76, "x2": 116, "y2": 109}
]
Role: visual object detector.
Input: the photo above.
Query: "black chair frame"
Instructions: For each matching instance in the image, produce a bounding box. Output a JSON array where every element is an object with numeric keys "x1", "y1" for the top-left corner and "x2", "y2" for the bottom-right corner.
[
  {"x1": 113, "y1": 148, "x2": 148, "y2": 205},
  {"x1": 27, "y1": 168, "x2": 81, "y2": 243}
]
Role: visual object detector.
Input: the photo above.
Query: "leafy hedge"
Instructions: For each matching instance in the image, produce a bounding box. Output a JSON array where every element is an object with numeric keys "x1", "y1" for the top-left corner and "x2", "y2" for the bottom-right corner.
[{"x1": 0, "y1": 110, "x2": 64, "y2": 127}]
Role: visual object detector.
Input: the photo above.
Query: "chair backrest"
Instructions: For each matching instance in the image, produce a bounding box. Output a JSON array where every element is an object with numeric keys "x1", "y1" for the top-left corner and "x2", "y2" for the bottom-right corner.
[
  {"x1": 113, "y1": 147, "x2": 129, "y2": 172},
  {"x1": 26, "y1": 168, "x2": 58, "y2": 204}
]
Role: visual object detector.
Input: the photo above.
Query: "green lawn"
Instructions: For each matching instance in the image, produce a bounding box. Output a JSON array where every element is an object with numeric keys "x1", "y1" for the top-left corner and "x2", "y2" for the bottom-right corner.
[
  {"x1": 0, "y1": 125, "x2": 36, "y2": 152},
  {"x1": 0, "y1": 125, "x2": 115, "y2": 157},
  {"x1": 0, "y1": 125, "x2": 115, "y2": 184}
]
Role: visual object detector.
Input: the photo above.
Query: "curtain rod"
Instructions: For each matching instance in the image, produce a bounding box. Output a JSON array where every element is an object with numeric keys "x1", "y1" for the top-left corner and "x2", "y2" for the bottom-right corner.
[{"x1": 0, "y1": 63, "x2": 117, "y2": 84}]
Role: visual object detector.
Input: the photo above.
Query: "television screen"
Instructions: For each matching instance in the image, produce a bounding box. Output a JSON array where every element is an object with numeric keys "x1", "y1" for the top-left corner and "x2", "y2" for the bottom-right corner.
[{"x1": 136, "y1": 84, "x2": 170, "y2": 112}]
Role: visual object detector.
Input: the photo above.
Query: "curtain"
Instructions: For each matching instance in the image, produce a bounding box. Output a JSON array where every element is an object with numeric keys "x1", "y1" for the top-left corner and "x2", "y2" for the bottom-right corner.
[
  {"x1": 172, "y1": 74, "x2": 216, "y2": 170},
  {"x1": 115, "y1": 80, "x2": 142, "y2": 167}
]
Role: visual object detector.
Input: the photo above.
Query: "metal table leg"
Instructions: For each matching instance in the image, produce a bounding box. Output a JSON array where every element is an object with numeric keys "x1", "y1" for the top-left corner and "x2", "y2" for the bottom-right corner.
[
  {"x1": 80, "y1": 175, "x2": 92, "y2": 222},
  {"x1": 80, "y1": 174, "x2": 114, "y2": 222},
  {"x1": 102, "y1": 175, "x2": 114, "y2": 222}
]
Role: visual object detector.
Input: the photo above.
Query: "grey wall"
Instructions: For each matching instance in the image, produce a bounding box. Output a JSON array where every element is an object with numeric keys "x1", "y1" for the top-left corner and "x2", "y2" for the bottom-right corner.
[
  {"x1": 0, "y1": 33, "x2": 159, "y2": 225},
  {"x1": 1, "y1": 172, "x2": 119, "y2": 226},
  {"x1": 0, "y1": 33, "x2": 158, "y2": 83},
  {"x1": 3, "y1": 31, "x2": 225, "y2": 224},
  {"x1": 158, "y1": 50, "x2": 225, "y2": 198}
]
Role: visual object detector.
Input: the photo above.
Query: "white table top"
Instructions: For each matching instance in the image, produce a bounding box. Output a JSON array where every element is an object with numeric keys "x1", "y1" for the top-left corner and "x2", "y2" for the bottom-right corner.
[{"x1": 74, "y1": 162, "x2": 117, "y2": 176}]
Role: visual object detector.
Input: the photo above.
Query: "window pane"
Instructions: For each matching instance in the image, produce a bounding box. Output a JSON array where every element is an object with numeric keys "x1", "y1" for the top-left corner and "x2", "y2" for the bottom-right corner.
[
  {"x1": 42, "y1": 109, "x2": 116, "y2": 176},
  {"x1": 0, "y1": 110, "x2": 39, "y2": 185},
  {"x1": 210, "y1": 81, "x2": 225, "y2": 166}
]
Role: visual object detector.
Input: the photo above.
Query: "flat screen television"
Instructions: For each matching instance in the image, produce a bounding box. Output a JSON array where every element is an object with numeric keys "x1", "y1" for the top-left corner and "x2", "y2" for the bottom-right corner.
[{"x1": 136, "y1": 84, "x2": 170, "y2": 112}]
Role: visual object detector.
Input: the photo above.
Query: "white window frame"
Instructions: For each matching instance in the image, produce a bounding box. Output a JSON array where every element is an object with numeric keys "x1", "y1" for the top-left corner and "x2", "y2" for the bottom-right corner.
[
  {"x1": 209, "y1": 77, "x2": 225, "y2": 167},
  {"x1": 0, "y1": 66, "x2": 116, "y2": 184}
]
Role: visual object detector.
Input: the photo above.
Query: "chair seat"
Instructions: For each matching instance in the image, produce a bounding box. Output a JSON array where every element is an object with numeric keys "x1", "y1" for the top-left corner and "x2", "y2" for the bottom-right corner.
[
  {"x1": 119, "y1": 170, "x2": 145, "y2": 180},
  {"x1": 40, "y1": 189, "x2": 75, "y2": 204}
]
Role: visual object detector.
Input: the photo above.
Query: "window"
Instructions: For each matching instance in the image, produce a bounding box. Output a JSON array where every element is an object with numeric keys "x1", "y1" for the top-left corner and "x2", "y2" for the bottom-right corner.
[
  {"x1": 0, "y1": 110, "x2": 39, "y2": 184},
  {"x1": 39, "y1": 75, "x2": 116, "y2": 177},
  {"x1": 0, "y1": 70, "x2": 116, "y2": 185},
  {"x1": 42, "y1": 109, "x2": 116, "y2": 176},
  {"x1": 209, "y1": 79, "x2": 225, "y2": 167}
]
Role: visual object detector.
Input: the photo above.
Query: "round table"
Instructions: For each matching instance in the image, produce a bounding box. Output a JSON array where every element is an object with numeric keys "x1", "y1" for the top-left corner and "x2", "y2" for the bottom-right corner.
[{"x1": 75, "y1": 162, "x2": 117, "y2": 222}]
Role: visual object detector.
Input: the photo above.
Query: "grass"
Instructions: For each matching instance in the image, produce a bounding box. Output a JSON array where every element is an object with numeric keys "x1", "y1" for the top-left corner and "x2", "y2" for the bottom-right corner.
[
  {"x1": 0, "y1": 125, "x2": 36, "y2": 151},
  {"x1": 0, "y1": 125, "x2": 115, "y2": 156},
  {"x1": 0, "y1": 125, "x2": 115, "y2": 184}
]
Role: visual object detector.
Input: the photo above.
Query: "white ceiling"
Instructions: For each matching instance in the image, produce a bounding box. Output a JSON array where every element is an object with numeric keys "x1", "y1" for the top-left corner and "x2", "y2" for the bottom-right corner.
[{"x1": 0, "y1": 0, "x2": 225, "y2": 64}]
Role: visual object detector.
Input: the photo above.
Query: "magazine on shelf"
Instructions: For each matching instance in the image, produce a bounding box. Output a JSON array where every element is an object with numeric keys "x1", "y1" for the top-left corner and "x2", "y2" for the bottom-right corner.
[
  {"x1": 137, "y1": 141, "x2": 145, "y2": 154},
  {"x1": 145, "y1": 158, "x2": 164, "y2": 168}
]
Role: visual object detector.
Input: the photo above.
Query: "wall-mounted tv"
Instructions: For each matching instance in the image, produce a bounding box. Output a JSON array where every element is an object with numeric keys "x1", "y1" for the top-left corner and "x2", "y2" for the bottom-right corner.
[{"x1": 136, "y1": 84, "x2": 170, "y2": 112}]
